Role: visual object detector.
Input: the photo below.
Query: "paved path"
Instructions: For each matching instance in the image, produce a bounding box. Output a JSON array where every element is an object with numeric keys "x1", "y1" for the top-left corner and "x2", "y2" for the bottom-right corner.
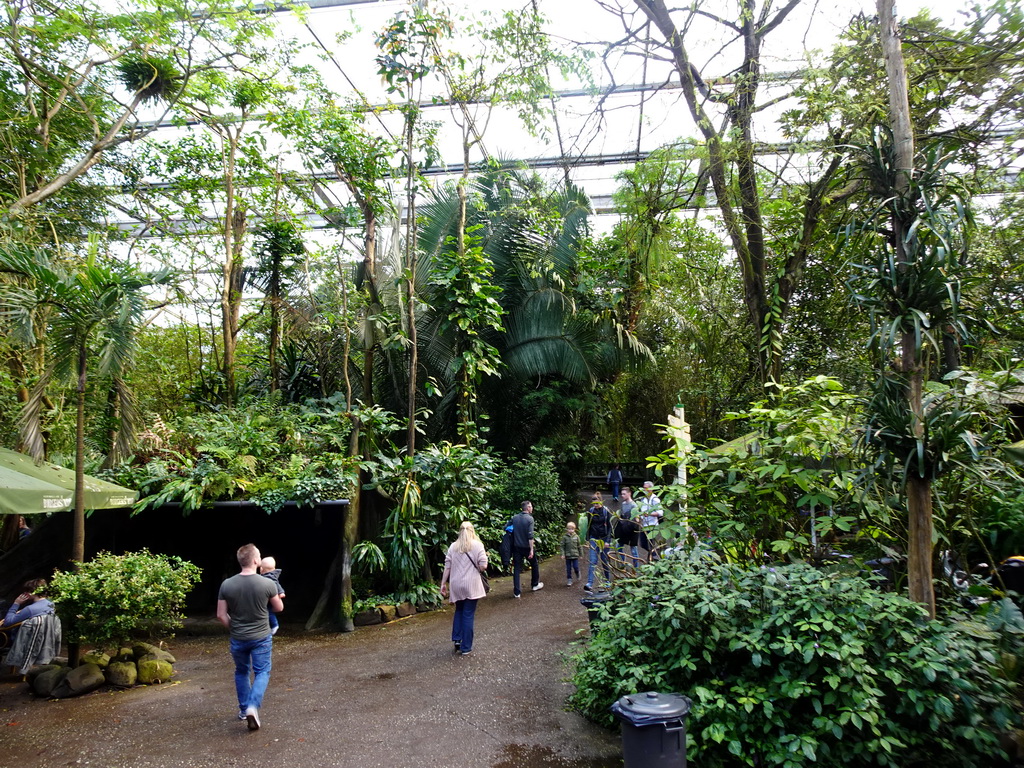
[{"x1": 0, "y1": 559, "x2": 621, "y2": 768}]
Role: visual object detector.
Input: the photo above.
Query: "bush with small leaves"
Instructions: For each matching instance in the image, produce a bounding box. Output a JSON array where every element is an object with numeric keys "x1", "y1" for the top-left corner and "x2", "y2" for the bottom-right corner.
[
  {"x1": 51, "y1": 550, "x2": 201, "y2": 649},
  {"x1": 569, "y1": 550, "x2": 1021, "y2": 768}
]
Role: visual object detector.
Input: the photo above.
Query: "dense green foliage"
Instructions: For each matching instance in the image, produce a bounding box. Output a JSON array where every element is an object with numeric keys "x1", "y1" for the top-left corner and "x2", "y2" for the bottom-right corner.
[
  {"x1": 111, "y1": 397, "x2": 358, "y2": 513},
  {"x1": 570, "y1": 553, "x2": 1023, "y2": 767},
  {"x1": 50, "y1": 550, "x2": 201, "y2": 648}
]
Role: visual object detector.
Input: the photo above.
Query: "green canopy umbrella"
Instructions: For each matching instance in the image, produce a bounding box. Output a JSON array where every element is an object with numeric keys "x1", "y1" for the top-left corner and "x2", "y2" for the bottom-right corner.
[{"x1": 0, "y1": 447, "x2": 137, "y2": 515}]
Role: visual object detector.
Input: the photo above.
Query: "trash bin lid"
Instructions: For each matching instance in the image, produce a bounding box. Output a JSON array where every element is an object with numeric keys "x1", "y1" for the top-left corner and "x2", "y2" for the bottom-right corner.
[{"x1": 611, "y1": 691, "x2": 691, "y2": 726}]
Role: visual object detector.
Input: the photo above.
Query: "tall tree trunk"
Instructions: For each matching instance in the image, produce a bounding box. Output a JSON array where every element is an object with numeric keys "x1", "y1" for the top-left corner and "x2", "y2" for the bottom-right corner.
[
  {"x1": 269, "y1": 259, "x2": 281, "y2": 393},
  {"x1": 73, "y1": 344, "x2": 87, "y2": 567},
  {"x1": 878, "y1": 0, "x2": 934, "y2": 617},
  {"x1": 456, "y1": 127, "x2": 472, "y2": 438},
  {"x1": 220, "y1": 128, "x2": 245, "y2": 407},
  {"x1": 404, "y1": 100, "x2": 419, "y2": 456}
]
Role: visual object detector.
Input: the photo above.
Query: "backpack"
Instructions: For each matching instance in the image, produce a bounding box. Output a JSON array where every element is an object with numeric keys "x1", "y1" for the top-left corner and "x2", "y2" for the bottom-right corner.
[
  {"x1": 613, "y1": 516, "x2": 637, "y2": 544},
  {"x1": 499, "y1": 527, "x2": 513, "y2": 570},
  {"x1": 588, "y1": 506, "x2": 611, "y2": 540}
]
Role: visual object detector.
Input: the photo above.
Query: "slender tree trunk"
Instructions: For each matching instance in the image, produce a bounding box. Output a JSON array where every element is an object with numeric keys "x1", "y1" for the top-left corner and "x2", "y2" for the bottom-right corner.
[
  {"x1": 73, "y1": 345, "x2": 87, "y2": 567},
  {"x1": 338, "y1": 430, "x2": 362, "y2": 633},
  {"x1": 269, "y1": 259, "x2": 281, "y2": 393},
  {"x1": 220, "y1": 129, "x2": 245, "y2": 407},
  {"x1": 878, "y1": 0, "x2": 934, "y2": 617},
  {"x1": 404, "y1": 99, "x2": 419, "y2": 456},
  {"x1": 456, "y1": 127, "x2": 472, "y2": 438}
]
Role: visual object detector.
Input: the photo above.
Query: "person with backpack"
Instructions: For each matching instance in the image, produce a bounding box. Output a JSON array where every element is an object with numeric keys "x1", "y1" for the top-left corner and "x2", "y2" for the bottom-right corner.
[
  {"x1": 615, "y1": 486, "x2": 641, "y2": 568},
  {"x1": 583, "y1": 492, "x2": 613, "y2": 593},
  {"x1": 511, "y1": 501, "x2": 544, "y2": 598}
]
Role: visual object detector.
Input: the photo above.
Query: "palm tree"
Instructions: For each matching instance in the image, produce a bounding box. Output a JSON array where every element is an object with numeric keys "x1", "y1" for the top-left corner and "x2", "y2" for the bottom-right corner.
[
  {"x1": 0, "y1": 243, "x2": 171, "y2": 564},
  {"x1": 414, "y1": 168, "x2": 650, "y2": 446}
]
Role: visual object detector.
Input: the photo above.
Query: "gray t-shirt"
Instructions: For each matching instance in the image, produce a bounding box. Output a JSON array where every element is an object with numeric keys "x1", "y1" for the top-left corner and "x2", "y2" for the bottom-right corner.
[{"x1": 218, "y1": 574, "x2": 279, "y2": 641}]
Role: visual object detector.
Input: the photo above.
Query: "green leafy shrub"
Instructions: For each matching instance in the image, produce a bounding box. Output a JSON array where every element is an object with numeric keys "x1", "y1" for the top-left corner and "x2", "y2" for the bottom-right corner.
[
  {"x1": 489, "y1": 446, "x2": 572, "y2": 555},
  {"x1": 569, "y1": 552, "x2": 1020, "y2": 767},
  {"x1": 371, "y1": 441, "x2": 498, "y2": 590},
  {"x1": 652, "y1": 377, "x2": 862, "y2": 565},
  {"x1": 51, "y1": 550, "x2": 202, "y2": 649}
]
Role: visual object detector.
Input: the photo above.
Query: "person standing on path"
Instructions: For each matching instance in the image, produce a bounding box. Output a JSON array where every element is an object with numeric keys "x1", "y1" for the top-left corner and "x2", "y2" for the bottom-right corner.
[
  {"x1": 511, "y1": 501, "x2": 544, "y2": 597},
  {"x1": 638, "y1": 481, "x2": 663, "y2": 561},
  {"x1": 440, "y1": 521, "x2": 488, "y2": 656},
  {"x1": 617, "y1": 486, "x2": 640, "y2": 567},
  {"x1": 606, "y1": 464, "x2": 623, "y2": 502},
  {"x1": 217, "y1": 543, "x2": 283, "y2": 731},
  {"x1": 583, "y1": 493, "x2": 613, "y2": 593},
  {"x1": 561, "y1": 521, "x2": 582, "y2": 586}
]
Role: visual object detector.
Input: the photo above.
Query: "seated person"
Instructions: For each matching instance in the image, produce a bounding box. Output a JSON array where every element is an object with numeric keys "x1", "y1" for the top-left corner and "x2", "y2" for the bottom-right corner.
[{"x1": 2, "y1": 578, "x2": 55, "y2": 644}]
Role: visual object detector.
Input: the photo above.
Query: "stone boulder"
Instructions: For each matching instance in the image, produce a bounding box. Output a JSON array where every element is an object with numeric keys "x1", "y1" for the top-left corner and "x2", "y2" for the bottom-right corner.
[
  {"x1": 132, "y1": 642, "x2": 161, "y2": 659},
  {"x1": 396, "y1": 601, "x2": 416, "y2": 618},
  {"x1": 353, "y1": 609, "x2": 381, "y2": 626},
  {"x1": 137, "y1": 658, "x2": 173, "y2": 685},
  {"x1": 379, "y1": 604, "x2": 397, "y2": 622},
  {"x1": 82, "y1": 651, "x2": 111, "y2": 668},
  {"x1": 105, "y1": 661, "x2": 138, "y2": 688},
  {"x1": 30, "y1": 666, "x2": 67, "y2": 697},
  {"x1": 51, "y1": 663, "x2": 104, "y2": 699},
  {"x1": 139, "y1": 648, "x2": 176, "y2": 665}
]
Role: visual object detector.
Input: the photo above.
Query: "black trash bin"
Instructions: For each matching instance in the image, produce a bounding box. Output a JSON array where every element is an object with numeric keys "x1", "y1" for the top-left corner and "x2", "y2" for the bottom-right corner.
[
  {"x1": 611, "y1": 691, "x2": 691, "y2": 768},
  {"x1": 579, "y1": 593, "x2": 613, "y2": 628}
]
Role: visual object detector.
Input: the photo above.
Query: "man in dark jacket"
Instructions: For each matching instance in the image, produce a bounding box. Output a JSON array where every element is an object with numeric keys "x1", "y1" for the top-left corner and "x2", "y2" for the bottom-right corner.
[
  {"x1": 510, "y1": 501, "x2": 544, "y2": 598},
  {"x1": 583, "y1": 493, "x2": 613, "y2": 593}
]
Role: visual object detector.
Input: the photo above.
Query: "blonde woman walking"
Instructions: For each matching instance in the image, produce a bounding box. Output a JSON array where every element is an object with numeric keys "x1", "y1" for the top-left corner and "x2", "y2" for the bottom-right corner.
[{"x1": 440, "y1": 521, "x2": 489, "y2": 656}]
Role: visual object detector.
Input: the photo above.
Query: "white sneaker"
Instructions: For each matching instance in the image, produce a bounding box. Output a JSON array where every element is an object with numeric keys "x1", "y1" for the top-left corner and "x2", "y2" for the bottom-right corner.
[
  {"x1": 532, "y1": 582, "x2": 545, "y2": 591},
  {"x1": 567, "y1": 579, "x2": 573, "y2": 586},
  {"x1": 245, "y1": 706, "x2": 261, "y2": 731}
]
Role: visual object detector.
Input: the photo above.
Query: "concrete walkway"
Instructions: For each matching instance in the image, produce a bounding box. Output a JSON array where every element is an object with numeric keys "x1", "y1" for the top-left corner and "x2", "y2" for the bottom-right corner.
[{"x1": 0, "y1": 558, "x2": 622, "y2": 768}]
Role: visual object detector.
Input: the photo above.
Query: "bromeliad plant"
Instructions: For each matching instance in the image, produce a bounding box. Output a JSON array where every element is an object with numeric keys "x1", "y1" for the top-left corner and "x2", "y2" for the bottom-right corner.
[{"x1": 569, "y1": 550, "x2": 1022, "y2": 768}]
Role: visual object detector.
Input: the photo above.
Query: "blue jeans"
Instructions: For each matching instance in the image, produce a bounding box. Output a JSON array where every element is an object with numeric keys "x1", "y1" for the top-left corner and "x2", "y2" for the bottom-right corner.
[
  {"x1": 618, "y1": 544, "x2": 639, "y2": 567},
  {"x1": 586, "y1": 540, "x2": 611, "y2": 589},
  {"x1": 512, "y1": 546, "x2": 539, "y2": 595},
  {"x1": 230, "y1": 634, "x2": 273, "y2": 713},
  {"x1": 452, "y1": 599, "x2": 479, "y2": 653},
  {"x1": 565, "y1": 558, "x2": 580, "y2": 580}
]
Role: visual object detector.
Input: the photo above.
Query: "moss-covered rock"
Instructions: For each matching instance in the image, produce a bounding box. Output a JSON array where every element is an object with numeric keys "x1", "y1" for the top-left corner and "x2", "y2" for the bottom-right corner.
[
  {"x1": 139, "y1": 648, "x2": 176, "y2": 664},
  {"x1": 82, "y1": 651, "x2": 111, "y2": 668},
  {"x1": 105, "y1": 661, "x2": 138, "y2": 688},
  {"x1": 52, "y1": 663, "x2": 104, "y2": 698},
  {"x1": 396, "y1": 601, "x2": 416, "y2": 617},
  {"x1": 137, "y1": 658, "x2": 173, "y2": 685},
  {"x1": 132, "y1": 642, "x2": 161, "y2": 659},
  {"x1": 379, "y1": 604, "x2": 397, "y2": 622}
]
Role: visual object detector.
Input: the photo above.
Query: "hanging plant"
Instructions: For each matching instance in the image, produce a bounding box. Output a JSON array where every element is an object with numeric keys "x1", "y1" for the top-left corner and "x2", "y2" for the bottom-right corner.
[{"x1": 117, "y1": 56, "x2": 181, "y2": 102}]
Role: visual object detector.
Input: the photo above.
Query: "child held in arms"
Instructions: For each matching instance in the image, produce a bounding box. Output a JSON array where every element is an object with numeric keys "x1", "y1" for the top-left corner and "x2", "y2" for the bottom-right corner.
[{"x1": 259, "y1": 557, "x2": 286, "y2": 635}]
